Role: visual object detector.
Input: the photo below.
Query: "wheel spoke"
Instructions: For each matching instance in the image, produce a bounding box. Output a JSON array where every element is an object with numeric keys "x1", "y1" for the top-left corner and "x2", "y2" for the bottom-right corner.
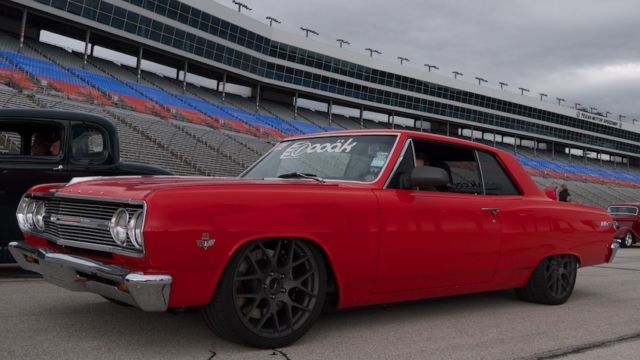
[
  {"x1": 272, "y1": 311, "x2": 281, "y2": 335},
  {"x1": 235, "y1": 274, "x2": 263, "y2": 281},
  {"x1": 287, "y1": 240, "x2": 296, "y2": 268},
  {"x1": 292, "y1": 255, "x2": 311, "y2": 267},
  {"x1": 291, "y1": 302, "x2": 312, "y2": 313},
  {"x1": 256, "y1": 309, "x2": 271, "y2": 330},
  {"x1": 236, "y1": 293, "x2": 260, "y2": 299}
]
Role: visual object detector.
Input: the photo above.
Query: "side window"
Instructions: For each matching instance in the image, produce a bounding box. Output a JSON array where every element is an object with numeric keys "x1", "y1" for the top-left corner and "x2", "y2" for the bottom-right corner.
[
  {"x1": 30, "y1": 127, "x2": 62, "y2": 157},
  {"x1": 393, "y1": 139, "x2": 482, "y2": 194},
  {"x1": 0, "y1": 131, "x2": 21, "y2": 155},
  {"x1": 71, "y1": 123, "x2": 107, "y2": 164},
  {"x1": 477, "y1": 151, "x2": 520, "y2": 195}
]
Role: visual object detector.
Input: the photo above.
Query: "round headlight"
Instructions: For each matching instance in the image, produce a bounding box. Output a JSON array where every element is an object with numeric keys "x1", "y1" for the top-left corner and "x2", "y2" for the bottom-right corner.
[
  {"x1": 25, "y1": 200, "x2": 37, "y2": 230},
  {"x1": 16, "y1": 197, "x2": 31, "y2": 231},
  {"x1": 127, "y1": 210, "x2": 144, "y2": 249},
  {"x1": 34, "y1": 201, "x2": 46, "y2": 231},
  {"x1": 110, "y1": 208, "x2": 129, "y2": 246}
]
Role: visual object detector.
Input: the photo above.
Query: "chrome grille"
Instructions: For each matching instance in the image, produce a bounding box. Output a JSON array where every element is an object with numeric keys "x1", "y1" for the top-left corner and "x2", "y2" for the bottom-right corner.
[{"x1": 37, "y1": 196, "x2": 144, "y2": 254}]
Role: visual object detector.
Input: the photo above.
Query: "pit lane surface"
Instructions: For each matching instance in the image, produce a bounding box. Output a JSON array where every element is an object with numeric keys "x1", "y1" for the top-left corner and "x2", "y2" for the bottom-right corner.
[{"x1": 1, "y1": 249, "x2": 639, "y2": 360}]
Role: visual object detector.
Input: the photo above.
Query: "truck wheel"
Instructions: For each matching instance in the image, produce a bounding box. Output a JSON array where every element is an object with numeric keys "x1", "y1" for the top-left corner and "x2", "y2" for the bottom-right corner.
[
  {"x1": 203, "y1": 239, "x2": 327, "y2": 348},
  {"x1": 622, "y1": 233, "x2": 634, "y2": 248},
  {"x1": 515, "y1": 255, "x2": 577, "y2": 305}
]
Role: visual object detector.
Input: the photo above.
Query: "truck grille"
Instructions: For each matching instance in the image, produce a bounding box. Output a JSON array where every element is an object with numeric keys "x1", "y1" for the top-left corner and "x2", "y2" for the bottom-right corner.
[{"x1": 39, "y1": 197, "x2": 144, "y2": 255}]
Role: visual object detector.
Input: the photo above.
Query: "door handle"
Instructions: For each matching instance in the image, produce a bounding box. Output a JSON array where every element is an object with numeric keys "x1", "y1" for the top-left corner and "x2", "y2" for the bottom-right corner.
[
  {"x1": 481, "y1": 208, "x2": 500, "y2": 215},
  {"x1": 53, "y1": 165, "x2": 64, "y2": 171}
]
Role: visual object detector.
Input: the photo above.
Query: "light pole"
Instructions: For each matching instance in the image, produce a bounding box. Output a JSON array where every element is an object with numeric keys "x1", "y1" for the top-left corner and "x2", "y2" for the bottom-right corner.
[
  {"x1": 365, "y1": 48, "x2": 381, "y2": 57},
  {"x1": 232, "y1": 0, "x2": 251, "y2": 13},
  {"x1": 397, "y1": 56, "x2": 409, "y2": 65},
  {"x1": 475, "y1": 77, "x2": 487, "y2": 86},
  {"x1": 539, "y1": 93, "x2": 547, "y2": 101},
  {"x1": 266, "y1": 16, "x2": 281, "y2": 27},
  {"x1": 499, "y1": 82, "x2": 508, "y2": 90},
  {"x1": 590, "y1": 107, "x2": 597, "y2": 113},
  {"x1": 452, "y1": 71, "x2": 463, "y2": 79},
  {"x1": 605, "y1": 111, "x2": 611, "y2": 117},
  {"x1": 556, "y1": 97, "x2": 565, "y2": 105},
  {"x1": 518, "y1": 87, "x2": 529, "y2": 96},
  {"x1": 336, "y1": 39, "x2": 350, "y2": 48},
  {"x1": 575, "y1": 102, "x2": 582, "y2": 109},
  {"x1": 424, "y1": 64, "x2": 439, "y2": 72},
  {"x1": 619, "y1": 115, "x2": 626, "y2": 121},
  {"x1": 300, "y1": 27, "x2": 319, "y2": 38}
]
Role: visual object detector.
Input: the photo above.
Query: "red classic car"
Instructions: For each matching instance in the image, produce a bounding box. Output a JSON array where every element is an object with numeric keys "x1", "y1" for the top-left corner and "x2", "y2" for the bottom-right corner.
[
  {"x1": 10, "y1": 130, "x2": 618, "y2": 348},
  {"x1": 608, "y1": 204, "x2": 639, "y2": 248}
]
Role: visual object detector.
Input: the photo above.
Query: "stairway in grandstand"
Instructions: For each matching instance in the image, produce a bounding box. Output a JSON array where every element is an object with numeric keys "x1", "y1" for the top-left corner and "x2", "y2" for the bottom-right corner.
[{"x1": 1, "y1": 31, "x2": 639, "y2": 208}]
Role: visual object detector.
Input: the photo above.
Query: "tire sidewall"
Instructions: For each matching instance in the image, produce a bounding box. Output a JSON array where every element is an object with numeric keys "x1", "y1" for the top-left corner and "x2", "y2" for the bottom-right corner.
[{"x1": 212, "y1": 240, "x2": 327, "y2": 348}]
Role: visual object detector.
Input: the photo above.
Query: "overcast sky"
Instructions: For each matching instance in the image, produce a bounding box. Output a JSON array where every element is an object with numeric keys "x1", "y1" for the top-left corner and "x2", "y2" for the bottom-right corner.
[{"x1": 217, "y1": 0, "x2": 640, "y2": 121}]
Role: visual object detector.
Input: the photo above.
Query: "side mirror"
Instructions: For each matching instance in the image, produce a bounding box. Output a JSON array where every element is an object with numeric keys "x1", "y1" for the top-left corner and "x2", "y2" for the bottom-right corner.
[{"x1": 408, "y1": 166, "x2": 449, "y2": 188}]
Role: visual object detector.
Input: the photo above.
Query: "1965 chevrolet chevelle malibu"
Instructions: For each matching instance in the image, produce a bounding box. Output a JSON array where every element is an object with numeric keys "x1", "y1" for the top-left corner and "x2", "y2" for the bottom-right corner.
[{"x1": 10, "y1": 130, "x2": 618, "y2": 348}]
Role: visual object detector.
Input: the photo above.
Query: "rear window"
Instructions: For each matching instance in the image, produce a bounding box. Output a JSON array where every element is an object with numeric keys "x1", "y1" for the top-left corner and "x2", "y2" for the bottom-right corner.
[
  {"x1": 0, "y1": 131, "x2": 21, "y2": 155},
  {"x1": 608, "y1": 206, "x2": 638, "y2": 215}
]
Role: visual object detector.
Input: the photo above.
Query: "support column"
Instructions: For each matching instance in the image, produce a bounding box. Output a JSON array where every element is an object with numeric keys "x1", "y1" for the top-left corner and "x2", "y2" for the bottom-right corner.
[
  {"x1": 255, "y1": 83, "x2": 261, "y2": 111},
  {"x1": 446, "y1": 122, "x2": 450, "y2": 137},
  {"x1": 327, "y1": 99, "x2": 333, "y2": 126},
  {"x1": 136, "y1": 47, "x2": 143, "y2": 82},
  {"x1": 391, "y1": 113, "x2": 395, "y2": 129},
  {"x1": 182, "y1": 61, "x2": 188, "y2": 93},
  {"x1": 552, "y1": 142, "x2": 555, "y2": 160},
  {"x1": 19, "y1": 9, "x2": 27, "y2": 51},
  {"x1": 419, "y1": 117, "x2": 423, "y2": 132},
  {"x1": 533, "y1": 139, "x2": 537, "y2": 156},
  {"x1": 221, "y1": 72, "x2": 227, "y2": 103},
  {"x1": 359, "y1": 106, "x2": 364, "y2": 129},
  {"x1": 514, "y1": 137, "x2": 517, "y2": 153},
  {"x1": 90, "y1": 43, "x2": 95, "y2": 56},
  {"x1": 83, "y1": 29, "x2": 91, "y2": 67},
  {"x1": 583, "y1": 149, "x2": 587, "y2": 164},
  {"x1": 493, "y1": 132, "x2": 497, "y2": 147},
  {"x1": 293, "y1": 91, "x2": 298, "y2": 119},
  {"x1": 470, "y1": 127, "x2": 475, "y2": 141}
]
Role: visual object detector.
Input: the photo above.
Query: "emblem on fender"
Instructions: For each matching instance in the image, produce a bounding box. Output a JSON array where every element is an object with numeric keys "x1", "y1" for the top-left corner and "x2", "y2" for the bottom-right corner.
[{"x1": 196, "y1": 233, "x2": 215, "y2": 250}]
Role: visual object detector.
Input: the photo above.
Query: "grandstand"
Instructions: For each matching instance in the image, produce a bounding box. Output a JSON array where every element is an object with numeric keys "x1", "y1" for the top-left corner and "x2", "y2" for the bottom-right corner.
[{"x1": 0, "y1": 0, "x2": 639, "y2": 209}]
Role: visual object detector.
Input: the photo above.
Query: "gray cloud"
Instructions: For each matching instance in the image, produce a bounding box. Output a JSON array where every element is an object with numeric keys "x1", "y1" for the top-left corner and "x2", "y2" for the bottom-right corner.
[{"x1": 228, "y1": 0, "x2": 640, "y2": 119}]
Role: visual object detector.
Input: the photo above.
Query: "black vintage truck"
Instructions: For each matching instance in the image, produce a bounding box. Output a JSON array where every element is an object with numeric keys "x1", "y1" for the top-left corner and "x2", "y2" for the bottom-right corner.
[{"x1": 0, "y1": 109, "x2": 171, "y2": 263}]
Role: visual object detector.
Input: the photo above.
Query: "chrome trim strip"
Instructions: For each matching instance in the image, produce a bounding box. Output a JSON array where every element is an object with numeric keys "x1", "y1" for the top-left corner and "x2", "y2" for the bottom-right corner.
[{"x1": 49, "y1": 214, "x2": 110, "y2": 230}]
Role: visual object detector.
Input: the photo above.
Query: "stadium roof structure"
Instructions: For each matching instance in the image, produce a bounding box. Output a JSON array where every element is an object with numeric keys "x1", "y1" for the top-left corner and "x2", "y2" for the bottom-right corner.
[{"x1": 2, "y1": 0, "x2": 640, "y2": 162}]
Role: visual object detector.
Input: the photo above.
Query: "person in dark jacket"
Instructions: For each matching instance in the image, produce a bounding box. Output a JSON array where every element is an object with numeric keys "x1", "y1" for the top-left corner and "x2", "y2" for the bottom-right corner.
[{"x1": 558, "y1": 183, "x2": 571, "y2": 202}]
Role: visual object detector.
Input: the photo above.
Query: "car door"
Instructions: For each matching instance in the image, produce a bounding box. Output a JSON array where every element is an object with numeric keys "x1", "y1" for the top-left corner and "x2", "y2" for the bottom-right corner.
[
  {"x1": 0, "y1": 121, "x2": 69, "y2": 262},
  {"x1": 373, "y1": 139, "x2": 504, "y2": 293}
]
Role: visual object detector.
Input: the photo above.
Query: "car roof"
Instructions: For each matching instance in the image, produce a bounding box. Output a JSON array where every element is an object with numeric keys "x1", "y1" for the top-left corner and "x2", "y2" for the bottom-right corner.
[
  {"x1": 284, "y1": 129, "x2": 500, "y2": 153},
  {"x1": 0, "y1": 109, "x2": 116, "y2": 131}
]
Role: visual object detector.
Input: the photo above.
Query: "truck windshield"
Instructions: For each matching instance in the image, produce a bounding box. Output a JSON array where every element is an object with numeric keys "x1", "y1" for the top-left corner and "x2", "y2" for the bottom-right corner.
[
  {"x1": 608, "y1": 206, "x2": 638, "y2": 215},
  {"x1": 242, "y1": 135, "x2": 397, "y2": 182}
]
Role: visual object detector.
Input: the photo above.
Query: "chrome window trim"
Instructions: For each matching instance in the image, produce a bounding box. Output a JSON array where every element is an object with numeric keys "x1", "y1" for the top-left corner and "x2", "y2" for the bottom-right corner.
[
  {"x1": 384, "y1": 138, "x2": 414, "y2": 189},
  {"x1": 474, "y1": 150, "x2": 487, "y2": 195}
]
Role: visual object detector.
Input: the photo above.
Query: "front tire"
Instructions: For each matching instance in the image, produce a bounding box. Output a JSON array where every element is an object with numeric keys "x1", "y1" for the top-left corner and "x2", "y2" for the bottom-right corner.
[
  {"x1": 515, "y1": 255, "x2": 578, "y2": 305},
  {"x1": 203, "y1": 239, "x2": 327, "y2": 348},
  {"x1": 621, "y1": 233, "x2": 634, "y2": 248}
]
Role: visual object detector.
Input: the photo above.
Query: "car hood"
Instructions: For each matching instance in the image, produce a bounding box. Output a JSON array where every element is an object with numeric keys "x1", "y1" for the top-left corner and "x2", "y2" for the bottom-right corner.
[{"x1": 50, "y1": 176, "x2": 349, "y2": 200}]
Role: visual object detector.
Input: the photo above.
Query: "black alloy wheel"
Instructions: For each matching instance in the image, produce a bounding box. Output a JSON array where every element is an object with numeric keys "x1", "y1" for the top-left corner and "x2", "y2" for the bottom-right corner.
[
  {"x1": 542, "y1": 255, "x2": 577, "y2": 299},
  {"x1": 204, "y1": 238, "x2": 326, "y2": 348},
  {"x1": 516, "y1": 254, "x2": 578, "y2": 305}
]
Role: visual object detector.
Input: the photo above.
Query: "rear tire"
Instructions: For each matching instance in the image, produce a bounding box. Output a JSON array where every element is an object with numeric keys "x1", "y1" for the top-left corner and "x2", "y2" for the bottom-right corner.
[
  {"x1": 203, "y1": 239, "x2": 326, "y2": 348},
  {"x1": 515, "y1": 255, "x2": 577, "y2": 305}
]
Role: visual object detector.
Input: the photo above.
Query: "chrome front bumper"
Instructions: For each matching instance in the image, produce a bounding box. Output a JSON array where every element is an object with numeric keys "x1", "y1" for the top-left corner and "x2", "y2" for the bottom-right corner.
[
  {"x1": 8, "y1": 241, "x2": 172, "y2": 311},
  {"x1": 609, "y1": 239, "x2": 621, "y2": 263}
]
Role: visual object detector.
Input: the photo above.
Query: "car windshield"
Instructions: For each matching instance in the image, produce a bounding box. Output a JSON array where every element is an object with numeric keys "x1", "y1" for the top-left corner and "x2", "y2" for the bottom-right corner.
[
  {"x1": 242, "y1": 135, "x2": 397, "y2": 182},
  {"x1": 608, "y1": 206, "x2": 638, "y2": 215}
]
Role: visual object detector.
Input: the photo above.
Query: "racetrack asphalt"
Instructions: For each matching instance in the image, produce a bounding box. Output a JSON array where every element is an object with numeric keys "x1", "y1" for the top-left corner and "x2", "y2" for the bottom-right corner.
[{"x1": 1, "y1": 248, "x2": 640, "y2": 360}]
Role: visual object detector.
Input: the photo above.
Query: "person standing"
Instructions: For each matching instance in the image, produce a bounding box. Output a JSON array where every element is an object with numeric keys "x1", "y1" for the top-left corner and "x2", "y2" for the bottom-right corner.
[{"x1": 558, "y1": 184, "x2": 571, "y2": 202}]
